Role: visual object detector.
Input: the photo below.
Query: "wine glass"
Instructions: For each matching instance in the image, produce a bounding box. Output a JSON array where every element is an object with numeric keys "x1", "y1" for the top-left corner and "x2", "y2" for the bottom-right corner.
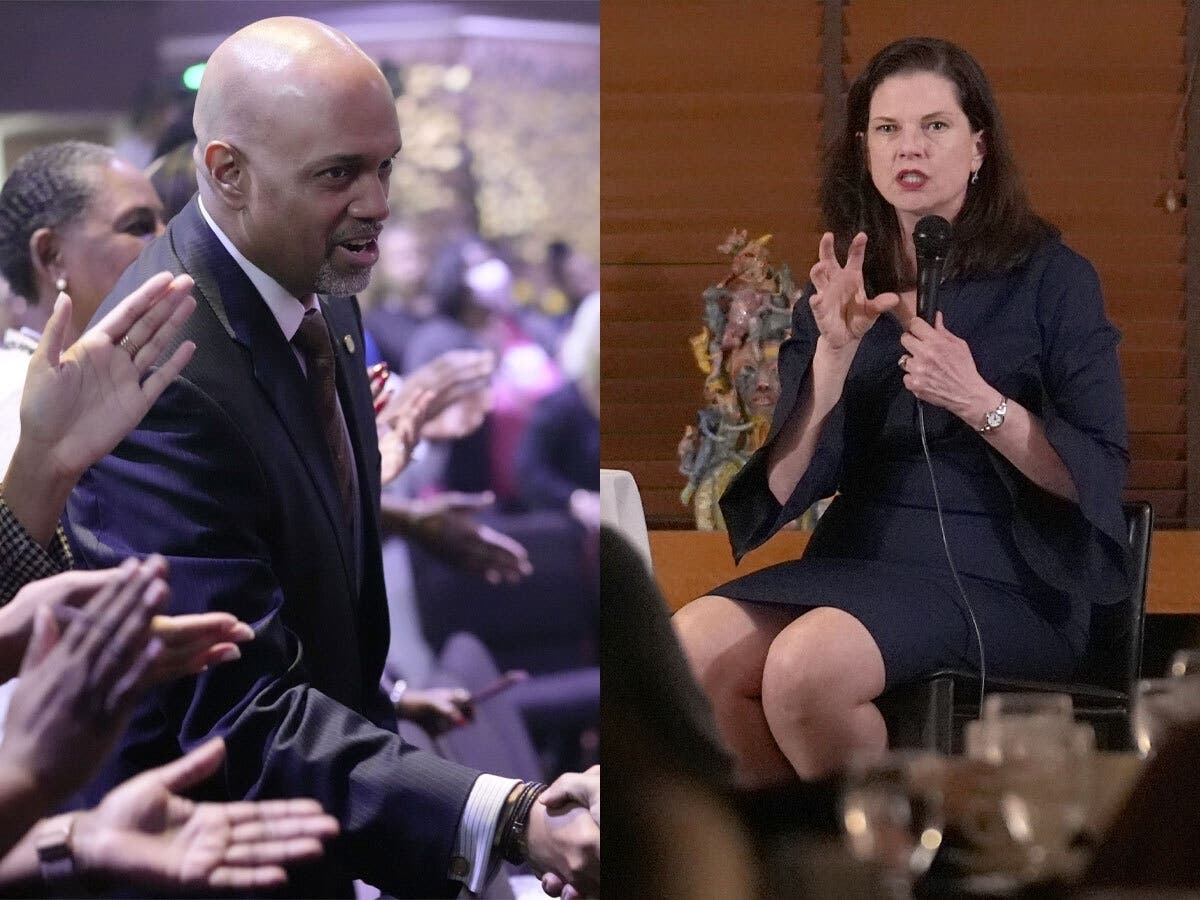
[
  {"x1": 994, "y1": 722, "x2": 1095, "y2": 880},
  {"x1": 1132, "y1": 676, "x2": 1200, "y2": 758},
  {"x1": 971, "y1": 693, "x2": 1074, "y2": 768},
  {"x1": 982, "y1": 692, "x2": 1073, "y2": 723},
  {"x1": 1168, "y1": 649, "x2": 1200, "y2": 679},
  {"x1": 840, "y1": 752, "x2": 945, "y2": 899}
]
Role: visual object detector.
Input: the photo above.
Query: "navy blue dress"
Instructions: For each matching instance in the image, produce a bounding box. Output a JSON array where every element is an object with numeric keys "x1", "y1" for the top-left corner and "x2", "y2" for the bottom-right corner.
[{"x1": 715, "y1": 239, "x2": 1131, "y2": 689}]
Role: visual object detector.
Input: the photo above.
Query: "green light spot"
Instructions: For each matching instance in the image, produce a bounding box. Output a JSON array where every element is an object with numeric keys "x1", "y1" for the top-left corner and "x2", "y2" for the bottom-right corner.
[{"x1": 182, "y1": 63, "x2": 206, "y2": 91}]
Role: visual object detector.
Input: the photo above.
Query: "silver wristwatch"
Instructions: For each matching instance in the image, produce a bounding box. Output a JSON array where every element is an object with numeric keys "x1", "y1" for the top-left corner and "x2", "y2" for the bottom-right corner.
[{"x1": 977, "y1": 396, "x2": 1007, "y2": 434}]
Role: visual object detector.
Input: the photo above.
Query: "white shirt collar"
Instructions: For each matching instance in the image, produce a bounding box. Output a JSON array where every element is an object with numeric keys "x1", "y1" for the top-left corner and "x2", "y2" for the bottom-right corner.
[{"x1": 197, "y1": 195, "x2": 315, "y2": 341}]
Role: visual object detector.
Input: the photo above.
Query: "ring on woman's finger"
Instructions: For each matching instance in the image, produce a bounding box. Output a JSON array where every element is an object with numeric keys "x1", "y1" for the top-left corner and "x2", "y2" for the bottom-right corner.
[
  {"x1": 898, "y1": 353, "x2": 910, "y2": 371},
  {"x1": 119, "y1": 334, "x2": 143, "y2": 360}
]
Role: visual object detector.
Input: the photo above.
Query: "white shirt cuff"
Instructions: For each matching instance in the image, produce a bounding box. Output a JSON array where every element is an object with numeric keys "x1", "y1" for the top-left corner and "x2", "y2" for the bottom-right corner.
[{"x1": 451, "y1": 773, "x2": 520, "y2": 894}]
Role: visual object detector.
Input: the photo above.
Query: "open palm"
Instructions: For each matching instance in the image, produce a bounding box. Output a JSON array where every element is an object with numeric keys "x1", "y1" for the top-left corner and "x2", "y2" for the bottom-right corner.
[
  {"x1": 81, "y1": 739, "x2": 338, "y2": 891},
  {"x1": 18, "y1": 272, "x2": 196, "y2": 479}
]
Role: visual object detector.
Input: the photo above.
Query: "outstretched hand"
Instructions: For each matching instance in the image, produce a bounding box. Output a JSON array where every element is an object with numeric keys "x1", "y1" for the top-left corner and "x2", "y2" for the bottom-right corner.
[
  {"x1": 393, "y1": 686, "x2": 473, "y2": 735},
  {"x1": 400, "y1": 348, "x2": 496, "y2": 442},
  {"x1": 372, "y1": 349, "x2": 495, "y2": 484},
  {"x1": 0, "y1": 569, "x2": 254, "y2": 683},
  {"x1": 808, "y1": 232, "x2": 900, "y2": 349},
  {"x1": 396, "y1": 491, "x2": 532, "y2": 585},
  {"x1": 0, "y1": 557, "x2": 168, "y2": 808},
  {"x1": 377, "y1": 383, "x2": 435, "y2": 485},
  {"x1": 18, "y1": 272, "x2": 196, "y2": 481},
  {"x1": 2, "y1": 272, "x2": 196, "y2": 546},
  {"x1": 525, "y1": 797, "x2": 600, "y2": 900},
  {"x1": 539, "y1": 765, "x2": 599, "y2": 824},
  {"x1": 74, "y1": 738, "x2": 339, "y2": 891}
]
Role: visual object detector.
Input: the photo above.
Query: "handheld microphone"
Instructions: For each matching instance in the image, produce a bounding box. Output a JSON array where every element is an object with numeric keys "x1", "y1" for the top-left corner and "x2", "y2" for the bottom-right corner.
[{"x1": 913, "y1": 215, "x2": 952, "y2": 324}]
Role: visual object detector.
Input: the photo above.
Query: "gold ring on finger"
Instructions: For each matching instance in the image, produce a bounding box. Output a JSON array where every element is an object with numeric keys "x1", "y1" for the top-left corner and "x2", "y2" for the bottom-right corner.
[{"x1": 119, "y1": 335, "x2": 142, "y2": 360}]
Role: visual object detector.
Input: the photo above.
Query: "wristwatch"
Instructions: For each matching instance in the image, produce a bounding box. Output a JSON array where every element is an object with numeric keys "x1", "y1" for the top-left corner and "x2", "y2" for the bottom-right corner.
[
  {"x1": 36, "y1": 814, "x2": 83, "y2": 896},
  {"x1": 977, "y1": 396, "x2": 1007, "y2": 434}
]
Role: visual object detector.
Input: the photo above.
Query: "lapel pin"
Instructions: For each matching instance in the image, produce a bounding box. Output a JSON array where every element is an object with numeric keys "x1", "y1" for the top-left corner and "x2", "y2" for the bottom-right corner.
[{"x1": 343, "y1": 335, "x2": 356, "y2": 354}]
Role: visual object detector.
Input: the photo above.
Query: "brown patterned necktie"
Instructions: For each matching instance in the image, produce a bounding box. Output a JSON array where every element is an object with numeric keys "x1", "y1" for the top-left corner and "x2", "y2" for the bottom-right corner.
[{"x1": 293, "y1": 306, "x2": 355, "y2": 523}]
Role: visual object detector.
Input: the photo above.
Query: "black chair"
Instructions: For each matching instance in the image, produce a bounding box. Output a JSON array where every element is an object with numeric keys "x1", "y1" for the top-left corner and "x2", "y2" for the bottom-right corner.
[{"x1": 880, "y1": 501, "x2": 1153, "y2": 753}]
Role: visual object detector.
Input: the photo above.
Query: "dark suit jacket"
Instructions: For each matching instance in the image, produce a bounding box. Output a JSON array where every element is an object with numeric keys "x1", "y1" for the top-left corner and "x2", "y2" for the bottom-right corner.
[{"x1": 67, "y1": 198, "x2": 479, "y2": 899}]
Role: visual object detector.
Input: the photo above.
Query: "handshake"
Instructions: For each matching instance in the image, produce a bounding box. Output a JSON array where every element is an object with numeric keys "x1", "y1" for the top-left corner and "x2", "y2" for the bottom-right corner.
[{"x1": 529, "y1": 766, "x2": 601, "y2": 900}]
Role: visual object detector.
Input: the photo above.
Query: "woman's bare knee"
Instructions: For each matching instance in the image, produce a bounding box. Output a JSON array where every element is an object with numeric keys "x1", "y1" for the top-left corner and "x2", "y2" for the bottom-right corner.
[
  {"x1": 758, "y1": 609, "x2": 888, "y2": 778},
  {"x1": 761, "y1": 607, "x2": 886, "y2": 720},
  {"x1": 672, "y1": 595, "x2": 789, "y2": 698}
]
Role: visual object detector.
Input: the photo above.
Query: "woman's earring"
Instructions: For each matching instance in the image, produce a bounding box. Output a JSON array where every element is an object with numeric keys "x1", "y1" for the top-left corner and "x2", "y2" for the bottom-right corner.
[
  {"x1": 970, "y1": 169, "x2": 980, "y2": 186},
  {"x1": 54, "y1": 275, "x2": 67, "y2": 293}
]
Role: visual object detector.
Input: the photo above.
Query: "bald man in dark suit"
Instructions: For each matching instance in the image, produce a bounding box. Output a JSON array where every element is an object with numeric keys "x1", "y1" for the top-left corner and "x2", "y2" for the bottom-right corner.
[{"x1": 68, "y1": 17, "x2": 597, "y2": 899}]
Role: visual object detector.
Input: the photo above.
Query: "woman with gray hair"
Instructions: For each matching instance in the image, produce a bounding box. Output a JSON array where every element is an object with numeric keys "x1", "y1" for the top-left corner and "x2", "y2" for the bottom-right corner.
[{"x1": 0, "y1": 140, "x2": 164, "y2": 470}]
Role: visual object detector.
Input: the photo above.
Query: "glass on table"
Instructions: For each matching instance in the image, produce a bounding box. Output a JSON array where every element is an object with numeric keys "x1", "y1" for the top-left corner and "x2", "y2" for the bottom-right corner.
[
  {"x1": 982, "y1": 692, "x2": 1073, "y2": 723},
  {"x1": 1132, "y1": 676, "x2": 1200, "y2": 759},
  {"x1": 996, "y1": 722, "x2": 1095, "y2": 877},
  {"x1": 963, "y1": 715, "x2": 1095, "y2": 882},
  {"x1": 840, "y1": 751, "x2": 945, "y2": 899},
  {"x1": 969, "y1": 693, "x2": 1075, "y2": 766},
  {"x1": 1168, "y1": 648, "x2": 1200, "y2": 679}
]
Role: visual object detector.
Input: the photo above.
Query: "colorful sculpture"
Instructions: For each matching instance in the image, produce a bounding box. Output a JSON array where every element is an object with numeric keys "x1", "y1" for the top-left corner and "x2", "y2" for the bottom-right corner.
[{"x1": 678, "y1": 230, "x2": 801, "y2": 529}]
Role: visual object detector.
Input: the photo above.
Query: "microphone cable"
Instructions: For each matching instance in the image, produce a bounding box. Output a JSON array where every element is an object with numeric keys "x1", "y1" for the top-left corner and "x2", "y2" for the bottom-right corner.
[
  {"x1": 911, "y1": 214, "x2": 987, "y2": 720},
  {"x1": 916, "y1": 395, "x2": 987, "y2": 721}
]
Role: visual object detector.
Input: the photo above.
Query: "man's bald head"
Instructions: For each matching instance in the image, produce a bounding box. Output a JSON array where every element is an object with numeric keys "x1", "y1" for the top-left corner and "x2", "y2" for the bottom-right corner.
[
  {"x1": 191, "y1": 16, "x2": 401, "y2": 299},
  {"x1": 194, "y1": 17, "x2": 389, "y2": 154}
]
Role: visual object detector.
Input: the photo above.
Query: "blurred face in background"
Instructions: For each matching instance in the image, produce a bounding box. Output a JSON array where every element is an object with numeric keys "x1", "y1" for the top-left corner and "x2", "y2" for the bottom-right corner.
[
  {"x1": 55, "y1": 157, "x2": 164, "y2": 332},
  {"x1": 377, "y1": 226, "x2": 424, "y2": 294}
]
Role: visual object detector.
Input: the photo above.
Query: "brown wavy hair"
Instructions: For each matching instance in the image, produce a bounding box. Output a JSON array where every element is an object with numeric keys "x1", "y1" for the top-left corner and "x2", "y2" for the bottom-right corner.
[{"x1": 821, "y1": 37, "x2": 1058, "y2": 293}]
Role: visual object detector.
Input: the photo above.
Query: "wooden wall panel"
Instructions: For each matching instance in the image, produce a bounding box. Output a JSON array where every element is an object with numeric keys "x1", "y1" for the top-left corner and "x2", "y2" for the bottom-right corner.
[{"x1": 601, "y1": 0, "x2": 826, "y2": 526}]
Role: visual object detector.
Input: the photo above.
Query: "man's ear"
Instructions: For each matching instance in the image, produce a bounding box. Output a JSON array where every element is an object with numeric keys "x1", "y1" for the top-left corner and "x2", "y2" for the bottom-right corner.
[
  {"x1": 203, "y1": 141, "x2": 248, "y2": 210},
  {"x1": 28, "y1": 227, "x2": 62, "y2": 294}
]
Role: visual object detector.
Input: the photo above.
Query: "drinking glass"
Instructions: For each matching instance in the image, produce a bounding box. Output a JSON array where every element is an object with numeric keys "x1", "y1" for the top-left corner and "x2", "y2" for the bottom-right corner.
[
  {"x1": 970, "y1": 693, "x2": 1074, "y2": 767},
  {"x1": 982, "y1": 692, "x2": 1073, "y2": 723},
  {"x1": 994, "y1": 722, "x2": 1095, "y2": 879},
  {"x1": 966, "y1": 708, "x2": 1093, "y2": 881},
  {"x1": 1132, "y1": 676, "x2": 1200, "y2": 758},
  {"x1": 840, "y1": 752, "x2": 945, "y2": 899},
  {"x1": 1168, "y1": 649, "x2": 1200, "y2": 679}
]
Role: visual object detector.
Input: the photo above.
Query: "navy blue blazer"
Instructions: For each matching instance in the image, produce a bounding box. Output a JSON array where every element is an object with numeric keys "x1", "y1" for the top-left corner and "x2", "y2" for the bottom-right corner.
[{"x1": 67, "y1": 198, "x2": 479, "y2": 899}]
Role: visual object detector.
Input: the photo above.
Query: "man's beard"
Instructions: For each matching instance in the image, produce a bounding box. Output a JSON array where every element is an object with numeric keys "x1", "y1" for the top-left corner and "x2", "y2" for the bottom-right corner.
[{"x1": 314, "y1": 257, "x2": 373, "y2": 296}]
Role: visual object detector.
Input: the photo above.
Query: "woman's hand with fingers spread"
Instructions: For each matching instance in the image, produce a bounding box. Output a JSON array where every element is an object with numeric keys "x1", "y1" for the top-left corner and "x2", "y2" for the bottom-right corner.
[
  {"x1": 2, "y1": 272, "x2": 196, "y2": 546},
  {"x1": 808, "y1": 231, "x2": 900, "y2": 349},
  {"x1": 17, "y1": 272, "x2": 196, "y2": 481}
]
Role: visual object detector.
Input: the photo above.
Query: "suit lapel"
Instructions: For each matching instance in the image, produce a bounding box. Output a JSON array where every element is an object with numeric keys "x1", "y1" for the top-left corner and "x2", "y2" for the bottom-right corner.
[{"x1": 170, "y1": 200, "x2": 357, "y2": 591}]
